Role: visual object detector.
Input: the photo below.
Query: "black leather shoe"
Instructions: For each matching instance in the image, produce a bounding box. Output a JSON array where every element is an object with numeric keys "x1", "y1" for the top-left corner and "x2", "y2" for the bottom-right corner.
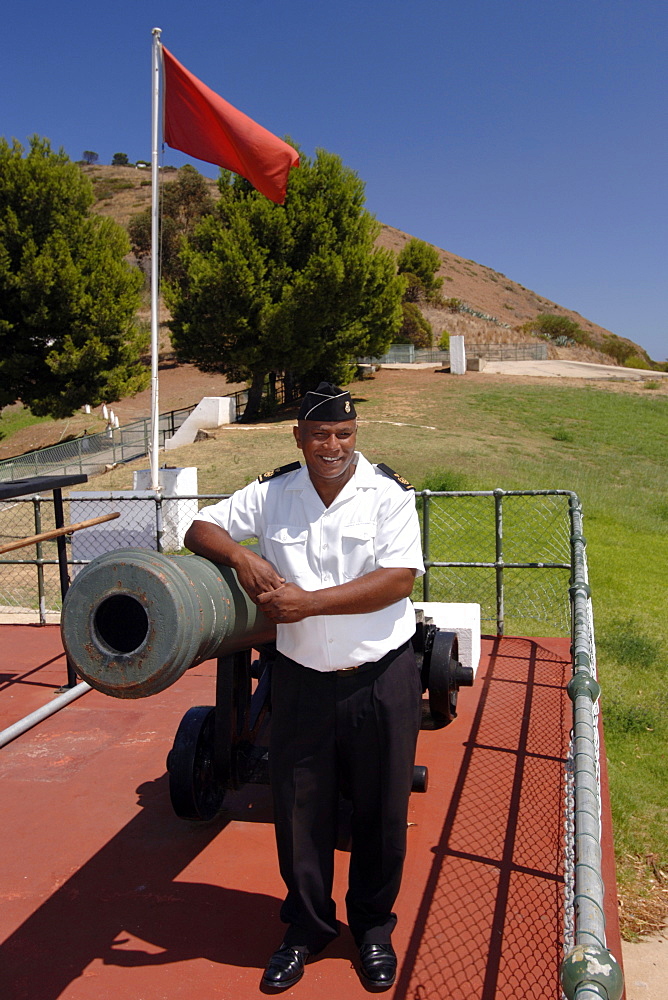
[
  {"x1": 262, "y1": 945, "x2": 308, "y2": 989},
  {"x1": 359, "y1": 943, "x2": 397, "y2": 989}
]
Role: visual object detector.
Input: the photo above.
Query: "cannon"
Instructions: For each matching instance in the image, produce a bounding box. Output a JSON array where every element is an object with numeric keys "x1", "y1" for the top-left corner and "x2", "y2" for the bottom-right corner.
[{"x1": 61, "y1": 548, "x2": 473, "y2": 820}]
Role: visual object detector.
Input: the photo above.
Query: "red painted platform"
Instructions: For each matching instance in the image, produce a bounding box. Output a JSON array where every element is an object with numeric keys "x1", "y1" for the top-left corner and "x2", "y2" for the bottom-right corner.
[{"x1": 0, "y1": 626, "x2": 623, "y2": 999}]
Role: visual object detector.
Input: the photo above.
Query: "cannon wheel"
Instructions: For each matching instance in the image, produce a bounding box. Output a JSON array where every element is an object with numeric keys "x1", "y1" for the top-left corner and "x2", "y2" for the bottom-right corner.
[
  {"x1": 428, "y1": 630, "x2": 460, "y2": 727},
  {"x1": 167, "y1": 706, "x2": 225, "y2": 821}
]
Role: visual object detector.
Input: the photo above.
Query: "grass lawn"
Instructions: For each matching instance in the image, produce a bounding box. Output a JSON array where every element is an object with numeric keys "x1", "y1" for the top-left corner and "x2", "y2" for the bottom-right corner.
[{"x1": 0, "y1": 403, "x2": 50, "y2": 441}]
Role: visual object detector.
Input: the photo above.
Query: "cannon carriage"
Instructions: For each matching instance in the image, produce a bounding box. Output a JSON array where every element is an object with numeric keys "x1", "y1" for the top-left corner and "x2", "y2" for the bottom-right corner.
[{"x1": 61, "y1": 548, "x2": 473, "y2": 821}]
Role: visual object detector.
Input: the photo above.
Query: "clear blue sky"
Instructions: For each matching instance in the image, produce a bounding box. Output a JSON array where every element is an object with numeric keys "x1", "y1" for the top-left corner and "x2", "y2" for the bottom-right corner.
[{"x1": 3, "y1": 1, "x2": 666, "y2": 360}]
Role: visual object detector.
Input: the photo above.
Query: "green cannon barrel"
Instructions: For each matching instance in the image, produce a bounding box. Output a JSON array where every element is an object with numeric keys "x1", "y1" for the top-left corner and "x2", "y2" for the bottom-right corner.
[{"x1": 61, "y1": 548, "x2": 276, "y2": 699}]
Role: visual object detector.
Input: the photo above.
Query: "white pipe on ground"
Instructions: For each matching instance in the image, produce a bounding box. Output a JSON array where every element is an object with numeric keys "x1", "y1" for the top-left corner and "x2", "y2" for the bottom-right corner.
[{"x1": 0, "y1": 682, "x2": 92, "y2": 749}]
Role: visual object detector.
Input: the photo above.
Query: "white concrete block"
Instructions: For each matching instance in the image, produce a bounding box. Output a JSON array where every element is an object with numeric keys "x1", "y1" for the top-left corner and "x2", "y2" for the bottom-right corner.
[
  {"x1": 133, "y1": 467, "x2": 199, "y2": 550},
  {"x1": 413, "y1": 601, "x2": 481, "y2": 676},
  {"x1": 165, "y1": 396, "x2": 236, "y2": 450},
  {"x1": 450, "y1": 335, "x2": 467, "y2": 375}
]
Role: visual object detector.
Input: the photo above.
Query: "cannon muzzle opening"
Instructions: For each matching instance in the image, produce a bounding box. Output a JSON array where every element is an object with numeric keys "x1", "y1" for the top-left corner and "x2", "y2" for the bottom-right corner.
[
  {"x1": 94, "y1": 594, "x2": 150, "y2": 655},
  {"x1": 61, "y1": 548, "x2": 276, "y2": 699}
]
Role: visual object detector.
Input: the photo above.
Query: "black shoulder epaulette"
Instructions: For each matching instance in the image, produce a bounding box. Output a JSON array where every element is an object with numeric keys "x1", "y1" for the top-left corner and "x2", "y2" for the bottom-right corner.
[
  {"x1": 257, "y1": 461, "x2": 301, "y2": 483},
  {"x1": 376, "y1": 463, "x2": 414, "y2": 490}
]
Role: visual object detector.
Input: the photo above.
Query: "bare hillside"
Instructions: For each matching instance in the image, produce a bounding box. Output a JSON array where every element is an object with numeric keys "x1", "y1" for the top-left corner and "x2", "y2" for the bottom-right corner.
[
  {"x1": 84, "y1": 163, "x2": 640, "y2": 364},
  {"x1": 375, "y1": 225, "x2": 634, "y2": 362}
]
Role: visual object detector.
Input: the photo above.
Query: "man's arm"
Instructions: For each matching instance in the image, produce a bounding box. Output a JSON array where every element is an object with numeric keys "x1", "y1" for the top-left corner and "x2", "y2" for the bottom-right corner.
[
  {"x1": 184, "y1": 520, "x2": 284, "y2": 601},
  {"x1": 256, "y1": 568, "x2": 416, "y2": 624}
]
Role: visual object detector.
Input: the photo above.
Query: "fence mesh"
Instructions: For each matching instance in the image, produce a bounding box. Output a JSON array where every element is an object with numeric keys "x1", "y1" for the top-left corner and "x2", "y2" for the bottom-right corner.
[
  {"x1": 363, "y1": 342, "x2": 549, "y2": 365},
  {"x1": 0, "y1": 407, "x2": 196, "y2": 483},
  {"x1": 421, "y1": 492, "x2": 572, "y2": 636},
  {"x1": 0, "y1": 490, "x2": 573, "y2": 636}
]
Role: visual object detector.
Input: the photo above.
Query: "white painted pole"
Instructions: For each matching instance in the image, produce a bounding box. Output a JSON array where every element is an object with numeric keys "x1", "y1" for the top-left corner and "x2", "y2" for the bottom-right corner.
[
  {"x1": 0, "y1": 683, "x2": 92, "y2": 749},
  {"x1": 150, "y1": 28, "x2": 162, "y2": 491}
]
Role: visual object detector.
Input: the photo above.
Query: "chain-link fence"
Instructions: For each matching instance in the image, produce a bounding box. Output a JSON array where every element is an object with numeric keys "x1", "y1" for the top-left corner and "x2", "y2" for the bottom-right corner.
[
  {"x1": 0, "y1": 488, "x2": 573, "y2": 631},
  {"x1": 420, "y1": 489, "x2": 573, "y2": 637},
  {"x1": 0, "y1": 406, "x2": 197, "y2": 484},
  {"x1": 361, "y1": 342, "x2": 549, "y2": 365},
  {"x1": 0, "y1": 377, "x2": 304, "y2": 485}
]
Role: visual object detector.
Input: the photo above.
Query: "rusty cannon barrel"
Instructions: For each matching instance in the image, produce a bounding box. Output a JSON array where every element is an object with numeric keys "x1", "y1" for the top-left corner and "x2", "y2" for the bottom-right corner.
[{"x1": 61, "y1": 548, "x2": 276, "y2": 699}]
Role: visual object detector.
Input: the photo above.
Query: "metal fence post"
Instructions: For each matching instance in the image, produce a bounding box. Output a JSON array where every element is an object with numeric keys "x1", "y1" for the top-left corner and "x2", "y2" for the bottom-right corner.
[
  {"x1": 155, "y1": 493, "x2": 164, "y2": 553},
  {"x1": 32, "y1": 496, "x2": 47, "y2": 625},
  {"x1": 494, "y1": 488, "x2": 505, "y2": 635},
  {"x1": 422, "y1": 490, "x2": 431, "y2": 601}
]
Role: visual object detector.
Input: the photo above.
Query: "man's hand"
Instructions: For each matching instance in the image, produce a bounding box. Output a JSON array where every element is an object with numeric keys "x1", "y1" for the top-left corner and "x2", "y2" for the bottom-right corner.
[
  {"x1": 234, "y1": 548, "x2": 285, "y2": 602},
  {"x1": 257, "y1": 583, "x2": 313, "y2": 623},
  {"x1": 258, "y1": 567, "x2": 416, "y2": 623},
  {"x1": 184, "y1": 520, "x2": 284, "y2": 602}
]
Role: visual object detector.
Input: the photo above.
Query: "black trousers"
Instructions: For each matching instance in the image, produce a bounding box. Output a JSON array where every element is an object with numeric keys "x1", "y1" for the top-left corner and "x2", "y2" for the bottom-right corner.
[{"x1": 269, "y1": 643, "x2": 422, "y2": 952}]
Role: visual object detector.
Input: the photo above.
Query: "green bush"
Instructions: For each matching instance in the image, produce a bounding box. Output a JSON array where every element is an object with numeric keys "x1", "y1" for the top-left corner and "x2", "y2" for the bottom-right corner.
[
  {"x1": 624, "y1": 355, "x2": 651, "y2": 370},
  {"x1": 521, "y1": 313, "x2": 589, "y2": 345},
  {"x1": 443, "y1": 297, "x2": 462, "y2": 312},
  {"x1": 599, "y1": 334, "x2": 642, "y2": 365},
  {"x1": 438, "y1": 330, "x2": 450, "y2": 351},
  {"x1": 419, "y1": 468, "x2": 470, "y2": 492}
]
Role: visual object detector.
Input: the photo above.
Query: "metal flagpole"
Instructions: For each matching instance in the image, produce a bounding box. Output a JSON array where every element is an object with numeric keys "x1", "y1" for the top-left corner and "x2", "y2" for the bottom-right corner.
[{"x1": 149, "y1": 27, "x2": 162, "y2": 491}]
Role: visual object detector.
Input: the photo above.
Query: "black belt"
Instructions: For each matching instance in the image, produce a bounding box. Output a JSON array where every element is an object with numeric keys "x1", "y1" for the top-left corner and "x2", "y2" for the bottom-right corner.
[{"x1": 333, "y1": 640, "x2": 411, "y2": 675}]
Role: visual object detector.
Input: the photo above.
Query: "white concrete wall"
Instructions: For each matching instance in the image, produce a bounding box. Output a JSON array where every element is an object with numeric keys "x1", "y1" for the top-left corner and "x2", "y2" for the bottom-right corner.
[{"x1": 165, "y1": 396, "x2": 236, "y2": 450}]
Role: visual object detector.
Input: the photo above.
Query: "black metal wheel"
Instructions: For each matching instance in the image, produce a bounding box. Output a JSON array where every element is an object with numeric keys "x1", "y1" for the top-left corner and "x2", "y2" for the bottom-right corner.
[
  {"x1": 167, "y1": 705, "x2": 225, "y2": 821},
  {"x1": 421, "y1": 630, "x2": 474, "y2": 729},
  {"x1": 412, "y1": 764, "x2": 429, "y2": 793},
  {"x1": 428, "y1": 630, "x2": 460, "y2": 727}
]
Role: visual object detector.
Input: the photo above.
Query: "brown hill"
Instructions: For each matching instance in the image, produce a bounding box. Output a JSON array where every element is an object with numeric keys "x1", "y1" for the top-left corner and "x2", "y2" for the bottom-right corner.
[{"x1": 83, "y1": 163, "x2": 641, "y2": 366}]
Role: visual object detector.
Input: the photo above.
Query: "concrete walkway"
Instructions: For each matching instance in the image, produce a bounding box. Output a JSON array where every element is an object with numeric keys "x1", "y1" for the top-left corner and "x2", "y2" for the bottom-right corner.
[{"x1": 476, "y1": 359, "x2": 668, "y2": 380}]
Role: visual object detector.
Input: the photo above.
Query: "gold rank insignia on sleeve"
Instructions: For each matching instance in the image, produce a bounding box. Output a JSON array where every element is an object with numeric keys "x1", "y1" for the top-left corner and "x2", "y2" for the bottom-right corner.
[
  {"x1": 376, "y1": 463, "x2": 415, "y2": 490},
  {"x1": 257, "y1": 461, "x2": 301, "y2": 483}
]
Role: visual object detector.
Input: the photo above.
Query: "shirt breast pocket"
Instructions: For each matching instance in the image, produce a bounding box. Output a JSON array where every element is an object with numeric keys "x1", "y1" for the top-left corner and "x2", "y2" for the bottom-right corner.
[
  {"x1": 266, "y1": 525, "x2": 309, "y2": 583},
  {"x1": 341, "y1": 522, "x2": 377, "y2": 580}
]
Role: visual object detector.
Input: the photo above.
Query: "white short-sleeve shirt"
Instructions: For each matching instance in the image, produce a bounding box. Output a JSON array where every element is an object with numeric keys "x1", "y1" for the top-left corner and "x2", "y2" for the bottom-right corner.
[{"x1": 193, "y1": 452, "x2": 425, "y2": 671}]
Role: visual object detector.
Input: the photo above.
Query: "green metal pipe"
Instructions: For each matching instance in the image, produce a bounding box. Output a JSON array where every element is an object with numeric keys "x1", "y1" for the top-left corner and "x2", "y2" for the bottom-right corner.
[{"x1": 494, "y1": 488, "x2": 504, "y2": 635}]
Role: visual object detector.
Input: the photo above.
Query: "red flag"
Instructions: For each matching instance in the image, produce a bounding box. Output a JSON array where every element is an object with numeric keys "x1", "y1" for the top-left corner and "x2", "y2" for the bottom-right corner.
[{"x1": 162, "y1": 46, "x2": 299, "y2": 204}]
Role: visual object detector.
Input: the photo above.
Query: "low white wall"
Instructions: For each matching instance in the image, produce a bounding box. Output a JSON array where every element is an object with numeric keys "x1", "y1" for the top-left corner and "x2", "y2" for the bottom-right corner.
[{"x1": 165, "y1": 397, "x2": 236, "y2": 450}]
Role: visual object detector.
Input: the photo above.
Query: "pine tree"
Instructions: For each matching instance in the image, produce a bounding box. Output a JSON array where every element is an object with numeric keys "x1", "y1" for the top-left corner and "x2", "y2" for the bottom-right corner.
[
  {"x1": 167, "y1": 148, "x2": 403, "y2": 419},
  {"x1": 0, "y1": 137, "x2": 148, "y2": 417}
]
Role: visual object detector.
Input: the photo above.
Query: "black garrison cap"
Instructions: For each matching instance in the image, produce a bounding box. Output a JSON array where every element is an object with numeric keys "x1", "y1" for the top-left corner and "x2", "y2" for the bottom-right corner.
[{"x1": 297, "y1": 382, "x2": 357, "y2": 421}]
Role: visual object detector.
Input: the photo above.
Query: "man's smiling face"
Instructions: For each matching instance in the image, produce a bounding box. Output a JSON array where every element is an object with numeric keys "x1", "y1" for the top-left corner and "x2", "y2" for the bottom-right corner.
[{"x1": 293, "y1": 418, "x2": 358, "y2": 492}]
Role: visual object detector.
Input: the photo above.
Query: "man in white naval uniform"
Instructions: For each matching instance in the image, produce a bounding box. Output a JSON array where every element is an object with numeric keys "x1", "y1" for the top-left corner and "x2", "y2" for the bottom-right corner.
[{"x1": 184, "y1": 382, "x2": 424, "y2": 990}]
